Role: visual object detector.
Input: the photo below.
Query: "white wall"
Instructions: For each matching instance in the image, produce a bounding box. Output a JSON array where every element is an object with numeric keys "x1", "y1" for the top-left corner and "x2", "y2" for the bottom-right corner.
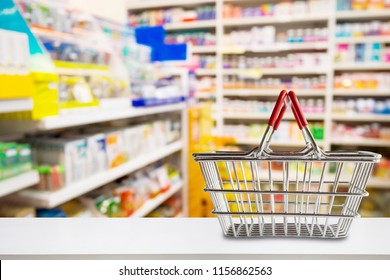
[{"x1": 69, "y1": 0, "x2": 127, "y2": 24}]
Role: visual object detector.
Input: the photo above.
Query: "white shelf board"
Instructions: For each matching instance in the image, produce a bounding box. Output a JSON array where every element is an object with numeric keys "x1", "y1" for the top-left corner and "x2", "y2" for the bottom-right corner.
[
  {"x1": 164, "y1": 20, "x2": 216, "y2": 30},
  {"x1": 223, "y1": 68, "x2": 328, "y2": 76},
  {"x1": 195, "y1": 68, "x2": 217, "y2": 76},
  {"x1": 333, "y1": 89, "x2": 390, "y2": 96},
  {"x1": 223, "y1": 14, "x2": 329, "y2": 26},
  {"x1": 367, "y1": 177, "x2": 390, "y2": 189},
  {"x1": 334, "y1": 63, "x2": 390, "y2": 71},
  {"x1": 222, "y1": 42, "x2": 328, "y2": 54},
  {"x1": 194, "y1": 91, "x2": 216, "y2": 99},
  {"x1": 335, "y1": 36, "x2": 390, "y2": 44},
  {"x1": 223, "y1": 89, "x2": 326, "y2": 96},
  {"x1": 191, "y1": 45, "x2": 217, "y2": 53},
  {"x1": 223, "y1": 112, "x2": 325, "y2": 120},
  {"x1": 131, "y1": 180, "x2": 183, "y2": 218},
  {"x1": 127, "y1": 0, "x2": 215, "y2": 9},
  {"x1": 8, "y1": 141, "x2": 182, "y2": 208},
  {"x1": 332, "y1": 113, "x2": 390, "y2": 122},
  {"x1": 0, "y1": 171, "x2": 39, "y2": 198},
  {"x1": 331, "y1": 138, "x2": 390, "y2": 147},
  {"x1": 56, "y1": 68, "x2": 111, "y2": 76},
  {"x1": 0, "y1": 103, "x2": 186, "y2": 132},
  {"x1": 231, "y1": 138, "x2": 325, "y2": 147},
  {"x1": 0, "y1": 98, "x2": 33, "y2": 113},
  {"x1": 336, "y1": 9, "x2": 390, "y2": 20}
]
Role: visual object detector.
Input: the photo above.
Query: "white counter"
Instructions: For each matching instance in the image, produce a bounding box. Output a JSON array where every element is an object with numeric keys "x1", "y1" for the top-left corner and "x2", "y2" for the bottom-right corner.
[{"x1": 0, "y1": 218, "x2": 389, "y2": 259}]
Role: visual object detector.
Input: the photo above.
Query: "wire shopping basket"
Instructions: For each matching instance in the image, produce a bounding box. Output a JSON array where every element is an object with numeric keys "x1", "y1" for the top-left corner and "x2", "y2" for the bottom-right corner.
[{"x1": 193, "y1": 90, "x2": 381, "y2": 238}]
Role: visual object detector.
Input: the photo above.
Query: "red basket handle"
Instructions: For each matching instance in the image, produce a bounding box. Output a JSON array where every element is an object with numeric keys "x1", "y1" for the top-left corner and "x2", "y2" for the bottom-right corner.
[
  {"x1": 268, "y1": 90, "x2": 288, "y2": 129},
  {"x1": 288, "y1": 90, "x2": 308, "y2": 130},
  {"x1": 268, "y1": 90, "x2": 308, "y2": 131}
]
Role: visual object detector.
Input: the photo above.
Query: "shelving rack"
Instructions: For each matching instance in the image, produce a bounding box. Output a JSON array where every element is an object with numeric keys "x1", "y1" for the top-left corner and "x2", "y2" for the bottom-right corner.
[
  {"x1": 0, "y1": 103, "x2": 186, "y2": 133},
  {"x1": 127, "y1": 0, "x2": 390, "y2": 190},
  {"x1": 0, "y1": 171, "x2": 39, "y2": 198},
  {"x1": 7, "y1": 141, "x2": 183, "y2": 208},
  {"x1": 0, "y1": 99, "x2": 33, "y2": 114},
  {"x1": 1, "y1": 104, "x2": 188, "y2": 215}
]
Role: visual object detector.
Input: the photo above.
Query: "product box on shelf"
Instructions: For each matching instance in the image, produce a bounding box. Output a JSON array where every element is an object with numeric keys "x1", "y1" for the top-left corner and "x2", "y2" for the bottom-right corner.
[
  {"x1": 105, "y1": 130, "x2": 127, "y2": 169},
  {"x1": 36, "y1": 165, "x2": 64, "y2": 191},
  {"x1": 0, "y1": 203, "x2": 35, "y2": 217},
  {"x1": 0, "y1": 142, "x2": 32, "y2": 180},
  {"x1": 0, "y1": 143, "x2": 18, "y2": 180},
  {"x1": 32, "y1": 138, "x2": 88, "y2": 186},
  {"x1": 80, "y1": 162, "x2": 181, "y2": 217},
  {"x1": 122, "y1": 125, "x2": 145, "y2": 160},
  {"x1": 86, "y1": 133, "x2": 107, "y2": 175},
  {"x1": 0, "y1": 29, "x2": 34, "y2": 100}
]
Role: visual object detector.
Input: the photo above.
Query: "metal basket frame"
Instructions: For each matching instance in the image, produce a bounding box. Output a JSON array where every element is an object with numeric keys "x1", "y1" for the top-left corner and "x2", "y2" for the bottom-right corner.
[{"x1": 193, "y1": 90, "x2": 381, "y2": 238}]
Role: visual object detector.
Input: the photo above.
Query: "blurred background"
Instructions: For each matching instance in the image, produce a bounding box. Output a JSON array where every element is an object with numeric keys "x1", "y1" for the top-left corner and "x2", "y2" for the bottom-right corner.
[{"x1": 0, "y1": 0, "x2": 389, "y2": 218}]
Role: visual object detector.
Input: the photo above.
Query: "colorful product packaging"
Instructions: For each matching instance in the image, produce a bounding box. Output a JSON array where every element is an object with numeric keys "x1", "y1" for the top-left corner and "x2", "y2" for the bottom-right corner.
[
  {"x1": 105, "y1": 130, "x2": 126, "y2": 168},
  {"x1": 86, "y1": 133, "x2": 107, "y2": 175}
]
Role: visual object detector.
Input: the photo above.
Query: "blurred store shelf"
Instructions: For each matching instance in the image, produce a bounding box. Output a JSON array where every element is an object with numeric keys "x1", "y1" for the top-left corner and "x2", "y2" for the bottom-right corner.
[
  {"x1": 331, "y1": 138, "x2": 390, "y2": 147},
  {"x1": 0, "y1": 98, "x2": 33, "y2": 114},
  {"x1": 191, "y1": 45, "x2": 217, "y2": 53},
  {"x1": 336, "y1": 9, "x2": 390, "y2": 20},
  {"x1": 7, "y1": 141, "x2": 182, "y2": 208},
  {"x1": 223, "y1": 89, "x2": 327, "y2": 97},
  {"x1": 0, "y1": 103, "x2": 186, "y2": 133},
  {"x1": 131, "y1": 181, "x2": 183, "y2": 218},
  {"x1": 332, "y1": 113, "x2": 390, "y2": 122},
  {"x1": 334, "y1": 63, "x2": 390, "y2": 71},
  {"x1": 223, "y1": 13, "x2": 328, "y2": 26},
  {"x1": 223, "y1": 112, "x2": 325, "y2": 120},
  {"x1": 0, "y1": 171, "x2": 39, "y2": 198},
  {"x1": 335, "y1": 36, "x2": 390, "y2": 44},
  {"x1": 165, "y1": 20, "x2": 216, "y2": 30},
  {"x1": 333, "y1": 89, "x2": 390, "y2": 96},
  {"x1": 222, "y1": 42, "x2": 328, "y2": 54}
]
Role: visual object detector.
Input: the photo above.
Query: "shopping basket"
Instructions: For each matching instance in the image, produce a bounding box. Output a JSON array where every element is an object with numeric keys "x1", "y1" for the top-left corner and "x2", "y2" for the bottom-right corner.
[{"x1": 193, "y1": 90, "x2": 381, "y2": 238}]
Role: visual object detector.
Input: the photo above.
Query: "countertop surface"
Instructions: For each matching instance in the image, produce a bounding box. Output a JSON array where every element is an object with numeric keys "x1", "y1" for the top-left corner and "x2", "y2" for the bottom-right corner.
[{"x1": 0, "y1": 218, "x2": 389, "y2": 259}]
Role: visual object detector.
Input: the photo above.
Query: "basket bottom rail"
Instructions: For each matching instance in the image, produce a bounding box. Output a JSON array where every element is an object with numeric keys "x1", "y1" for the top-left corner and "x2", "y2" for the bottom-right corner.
[{"x1": 225, "y1": 222, "x2": 349, "y2": 238}]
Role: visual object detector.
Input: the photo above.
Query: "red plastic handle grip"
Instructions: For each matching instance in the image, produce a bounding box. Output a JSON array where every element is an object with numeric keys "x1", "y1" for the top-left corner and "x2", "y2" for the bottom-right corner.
[
  {"x1": 288, "y1": 90, "x2": 308, "y2": 130},
  {"x1": 274, "y1": 104, "x2": 287, "y2": 130},
  {"x1": 268, "y1": 90, "x2": 288, "y2": 128}
]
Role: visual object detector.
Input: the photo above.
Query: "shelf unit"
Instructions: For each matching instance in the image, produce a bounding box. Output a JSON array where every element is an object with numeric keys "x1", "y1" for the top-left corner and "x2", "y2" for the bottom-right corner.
[
  {"x1": 195, "y1": 69, "x2": 217, "y2": 76},
  {"x1": 0, "y1": 103, "x2": 186, "y2": 133},
  {"x1": 333, "y1": 63, "x2": 390, "y2": 71},
  {"x1": 223, "y1": 68, "x2": 328, "y2": 76},
  {"x1": 0, "y1": 98, "x2": 33, "y2": 114},
  {"x1": 164, "y1": 20, "x2": 217, "y2": 30},
  {"x1": 222, "y1": 13, "x2": 329, "y2": 26},
  {"x1": 222, "y1": 42, "x2": 328, "y2": 54},
  {"x1": 333, "y1": 89, "x2": 390, "y2": 96},
  {"x1": 336, "y1": 9, "x2": 390, "y2": 20},
  {"x1": 0, "y1": 171, "x2": 39, "y2": 198},
  {"x1": 222, "y1": 112, "x2": 325, "y2": 120},
  {"x1": 131, "y1": 180, "x2": 183, "y2": 218},
  {"x1": 233, "y1": 138, "x2": 325, "y2": 147},
  {"x1": 335, "y1": 36, "x2": 390, "y2": 44},
  {"x1": 223, "y1": 89, "x2": 327, "y2": 97},
  {"x1": 331, "y1": 138, "x2": 390, "y2": 147},
  {"x1": 191, "y1": 45, "x2": 217, "y2": 53},
  {"x1": 125, "y1": 0, "x2": 390, "y2": 193},
  {"x1": 332, "y1": 114, "x2": 390, "y2": 122},
  {"x1": 7, "y1": 141, "x2": 183, "y2": 208},
  {"x1": 127, "y1": 0, "x2": 215, "y2": 9},
  {"x1": 367, "y1": 177, "x2": 390, "y2": 189}
]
